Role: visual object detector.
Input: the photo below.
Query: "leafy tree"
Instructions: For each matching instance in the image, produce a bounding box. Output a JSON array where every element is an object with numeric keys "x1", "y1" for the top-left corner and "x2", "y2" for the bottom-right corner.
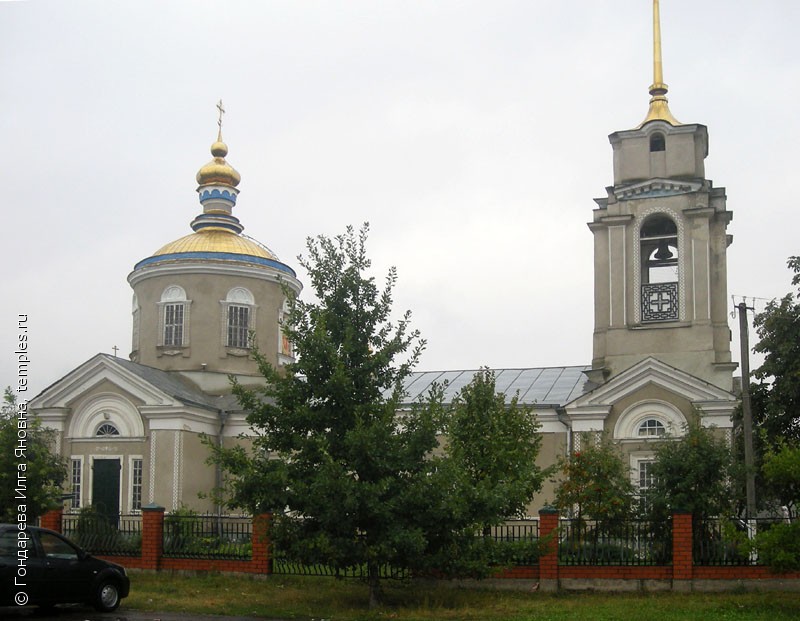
[
  {"x1": 644, "y1": 422, "x2": 736, "y2": 524},
  {"x1": 553, "y1": 434, "x2": 636, "y2": 525},
  {"x1": 209, "y1": 225, "x2": 546, "y2": 605},
  {"x1": 0, "y1": 387, "x2": 66, "y2": 522},
  {"x1": 445, "y1": 368, "x2": 549, "y2": 531},
  {"x1": 761, "y1": 440, "x2": 800, "y2": 519},
  {"x1": 750, "y1": 256, "x2": 800, "y2": 444},
  {"x1": 750, "y1": 440, "x2": 800, "y2": 572}
]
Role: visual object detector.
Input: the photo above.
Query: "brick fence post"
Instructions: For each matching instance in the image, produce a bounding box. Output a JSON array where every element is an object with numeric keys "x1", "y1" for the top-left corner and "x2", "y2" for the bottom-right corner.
[
  {"x1": 141, "y1": 504, "x2": 165, "y2": 570},
  {"x1": 538, "y1": 506, "x2": 560, "y2": 592},
  {"x1": 40, "y1": 508, "x2": 63, "y2": 533},
  {"x1": 251, "y1": 513, "x2": 272, "y2": 574},
  {"x1": 672, "y1": 511, "x2": 693, "y2": 590}
]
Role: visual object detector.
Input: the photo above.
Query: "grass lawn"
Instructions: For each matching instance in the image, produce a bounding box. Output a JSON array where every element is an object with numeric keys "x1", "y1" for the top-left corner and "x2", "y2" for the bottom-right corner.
[{"x1": 125, "y1": 572, "x2": 800, "y2": 620}]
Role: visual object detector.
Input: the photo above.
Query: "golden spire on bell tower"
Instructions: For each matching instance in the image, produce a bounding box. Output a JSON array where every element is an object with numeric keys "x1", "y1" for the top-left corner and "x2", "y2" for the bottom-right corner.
[{"x1": 639, "y1": 0, "x2": 681, "y2": 127}]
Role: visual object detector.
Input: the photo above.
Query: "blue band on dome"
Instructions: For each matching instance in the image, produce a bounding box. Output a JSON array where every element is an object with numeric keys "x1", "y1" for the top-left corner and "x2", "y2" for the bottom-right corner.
[
  {"x1": 133, "y1": 252, "x2": 296, "y2": 277},
  {"x1": 199, "y1": 188, "x2": 238, "y2": 203}
]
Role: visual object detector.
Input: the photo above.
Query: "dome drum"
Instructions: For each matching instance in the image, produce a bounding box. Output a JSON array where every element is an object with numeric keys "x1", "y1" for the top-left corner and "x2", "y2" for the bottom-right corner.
[{"x1": 199, "y1": 186, "x2": 239, "y2": 208}]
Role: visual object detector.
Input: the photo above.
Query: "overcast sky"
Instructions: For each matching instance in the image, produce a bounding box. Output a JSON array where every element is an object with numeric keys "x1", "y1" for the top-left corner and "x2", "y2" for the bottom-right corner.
[{"x1": 2, "y1": 0, "x2": 798, "y2": 398}]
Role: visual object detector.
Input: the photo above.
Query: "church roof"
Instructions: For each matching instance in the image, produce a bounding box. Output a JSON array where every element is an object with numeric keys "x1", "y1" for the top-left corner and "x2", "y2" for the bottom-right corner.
[
  {"x1": 399, "y1": 366, "x2": 592, "y2": 408},
  {"x1": 100, "y1": 354, "x2": 241, "y2": 412}
]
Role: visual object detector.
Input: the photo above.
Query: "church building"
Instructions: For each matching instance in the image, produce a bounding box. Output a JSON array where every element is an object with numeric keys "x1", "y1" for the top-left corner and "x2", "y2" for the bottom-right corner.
[
  {"x1": 31, "y1": 2, "x2": 739, "y2": 517},
  {"x1": 31, "y1": 115, "x2": 301, "y2": 515}
]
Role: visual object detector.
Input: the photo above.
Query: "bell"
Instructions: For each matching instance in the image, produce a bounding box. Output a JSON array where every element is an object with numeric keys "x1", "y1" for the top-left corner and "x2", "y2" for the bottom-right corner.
[{"x1": 654, "y1": 239, "x2": 674, "y2": 261}]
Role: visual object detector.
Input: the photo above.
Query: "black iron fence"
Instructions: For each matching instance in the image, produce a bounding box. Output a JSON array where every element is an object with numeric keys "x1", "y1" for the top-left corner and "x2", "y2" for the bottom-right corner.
[
  {"x1": 559, "y1": 518, "x2": 672, "y2": 566},
  {"x1": 271, "y1": 519, "x2": 540, "y2": 577},
  {"x1": 59, "y1": 510, "x2": 789, "y2": 570},
  {"x1": 693, "y1": 518, "x2": 789, "y2": 566},
  {"x1": 63, "y1": 513, "x2": 142, "y2": 557},
  {"x1": 162, "y1": 513, "x2": 253, "y2": 560}
]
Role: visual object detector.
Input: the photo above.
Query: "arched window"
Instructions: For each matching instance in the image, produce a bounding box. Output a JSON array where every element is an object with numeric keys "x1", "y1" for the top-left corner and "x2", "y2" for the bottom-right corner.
[
  {"x1": 158, "y1": 286, "x2": 190, "y2": 347},
  {"x1": 223, "y1": 287, "x2": 255, "y2": 349},
  {"x1": 640, "y1": 215, "x2": 679, "y2": 322},
  {"x1": 613, "y1": 400, "x2": 685, "y2": 441},
  {"x1": 637, "y1": 418, "x2": 667, "y2": 437},
  {"x1": 650, "y1": 132, "x2": 666, "y2": 152},
  {"x1": 96, "y1": 422, "x2": 120, "y2": 437}
]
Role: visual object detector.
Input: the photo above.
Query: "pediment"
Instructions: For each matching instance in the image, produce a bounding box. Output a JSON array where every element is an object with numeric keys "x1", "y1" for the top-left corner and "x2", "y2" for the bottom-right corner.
[
  {"x1": 567, "y1": 357, "x2": 736, "y2": 413},
  {"x1": 30, "y1": 354, "x2": 182, "y2": 410},
  {"x1": 614, "y1": 178, "x2": 703, "y2": 201}
]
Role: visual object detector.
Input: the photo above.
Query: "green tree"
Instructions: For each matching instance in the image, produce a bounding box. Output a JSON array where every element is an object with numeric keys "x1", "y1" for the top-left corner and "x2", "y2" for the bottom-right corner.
[
  {"x1": 645, "y1": 422, "x2": 735, "y2": 524},
  {"x1": 752, "y1": 440, "x2": 800, "y2": 572},
  {"x1": 445, "y1": 368, "x2": 549, "y2": 531},
  {"x1": 761, "y1": 440, "x2": 800, "y2": 519},
  {"x1": 0, "y1": 387, "x2": 66, "y2": 522},
  {"x1": 553, "y1": 434, "x2": 636, "y2": 525},
  {"x1": 212, "y1": 225, "x2": 524, "y2": 606},
  {"x1": 750, "y1": 256, "x2": 800, "y2": 444}
]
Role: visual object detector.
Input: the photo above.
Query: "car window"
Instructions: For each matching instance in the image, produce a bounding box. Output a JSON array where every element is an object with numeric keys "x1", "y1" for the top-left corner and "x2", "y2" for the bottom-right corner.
[
  {"x1": 0, "y1": 529, "x2": 38, "y2": 559},
  {"x1": 0, "y1": 530, "x2": 17, "y2": 557},
  {"x1": 39, "y1": 532, "x2": 80, "y2": 560}
]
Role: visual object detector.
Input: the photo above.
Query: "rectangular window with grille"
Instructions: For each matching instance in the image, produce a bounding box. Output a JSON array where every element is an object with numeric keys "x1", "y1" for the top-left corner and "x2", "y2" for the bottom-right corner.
[
  {"x1": 638, "y1": 460, "x2": 655, "y2": 494},
  {"x1": 131, "y1": 458, "x2": 143, "y2": 511},
  {"x1": 163, "y1": 303, "x2": 184, "y2": 346},
  {"x1": 227, "y1": 305, "x2": 250, "y2": 348},
  {"x1": 70, "y1": 459, "x2": 81, "y2": 509}
]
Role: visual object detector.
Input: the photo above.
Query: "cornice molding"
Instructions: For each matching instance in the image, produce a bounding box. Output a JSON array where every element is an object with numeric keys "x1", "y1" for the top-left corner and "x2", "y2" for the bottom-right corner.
[
  {"x1": 128, "y1": 260, "x2": 302, "y2": 294},
  {"x1": 614, "y1": 178, "x2": 703, "y2": 201}
]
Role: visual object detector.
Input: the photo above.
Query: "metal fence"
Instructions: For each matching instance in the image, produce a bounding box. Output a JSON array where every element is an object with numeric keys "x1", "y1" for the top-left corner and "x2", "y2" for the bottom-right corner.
[
  {"x1": 162, "y1": 513, "x2": 253, "y2": 560},
  {"x1": 489, "y1": 520, "x2": 539, "y2": 541},
  {"x1": 559, "y1": 518, "x2": 672, "y2": 566},
  {"x1": 271, "y1": 556, "x2": 409, "y2": 579},
  {"x1": 63, "y1": 513, "x2": 142, "y2": 557},
  {"x1": 693, "y1": 518, "x2": 788, "y2": 566},
  {"x1": 60, "y1": 511, "x2": 795, "y2": 571},
  {"x1": 271, "y1": 519, "x2": 541, "y2": 576}
]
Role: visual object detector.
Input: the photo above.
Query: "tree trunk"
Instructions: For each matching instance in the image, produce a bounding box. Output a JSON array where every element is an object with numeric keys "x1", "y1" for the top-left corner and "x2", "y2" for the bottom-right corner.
[{"x1": 368, "y1": 562, "x2": 382, "y2": 609}]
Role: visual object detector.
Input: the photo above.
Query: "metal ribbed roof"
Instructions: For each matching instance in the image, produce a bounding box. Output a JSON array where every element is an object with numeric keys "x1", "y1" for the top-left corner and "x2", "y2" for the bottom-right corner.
[
  {"x1": 152, "y1": 229, "x2": 277, "y2": 260},
  {"x1": 399, "y1": 366, "x2": 592, "y2": 407},
  {"x1": 106, "y1": 355, "x2": 240, "y2": 412}
]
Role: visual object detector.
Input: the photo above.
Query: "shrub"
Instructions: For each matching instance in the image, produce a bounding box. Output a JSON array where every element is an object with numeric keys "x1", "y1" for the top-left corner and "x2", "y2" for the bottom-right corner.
[{"x1": 756, "y1": 522, "x2": 800, "y2": 573}]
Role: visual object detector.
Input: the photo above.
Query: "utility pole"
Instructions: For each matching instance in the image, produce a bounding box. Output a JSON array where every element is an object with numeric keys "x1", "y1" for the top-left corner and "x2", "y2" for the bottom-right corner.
[{"x1": 737, "y1": 302, "x2": 757, "y2": 520}]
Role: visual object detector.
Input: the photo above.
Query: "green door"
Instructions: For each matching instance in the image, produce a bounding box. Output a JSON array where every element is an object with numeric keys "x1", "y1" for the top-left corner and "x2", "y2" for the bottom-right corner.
[{"x1": 92, "y1": 459, "x2": 121, "y2": 525}]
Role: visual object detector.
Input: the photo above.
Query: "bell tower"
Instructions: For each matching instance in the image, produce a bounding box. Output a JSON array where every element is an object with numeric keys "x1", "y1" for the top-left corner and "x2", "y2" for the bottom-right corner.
[{"x1": 587, "y1": 0, "x2": 736, "y2": 391}]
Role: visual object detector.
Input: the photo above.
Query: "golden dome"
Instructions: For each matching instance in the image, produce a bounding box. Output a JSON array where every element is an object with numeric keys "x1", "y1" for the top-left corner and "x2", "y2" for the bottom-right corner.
[
  {"x1": 196, "y1": 140, "x2": 241, "y2": 187},
  {"x1": 152, "y1": 228, "x2": 278, "y2": 260}
]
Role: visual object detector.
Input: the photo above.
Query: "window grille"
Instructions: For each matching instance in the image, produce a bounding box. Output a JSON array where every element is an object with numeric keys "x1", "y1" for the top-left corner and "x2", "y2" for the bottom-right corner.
[
  {"x1": 163, "y1": 303, "x2": 184, "y2": 346},
  {"x1": 227, "y1": 305, "x2": 250, "y2": 348},
  {"x1": 641, "y1": 282, "x2": 679, "y2": 322}
]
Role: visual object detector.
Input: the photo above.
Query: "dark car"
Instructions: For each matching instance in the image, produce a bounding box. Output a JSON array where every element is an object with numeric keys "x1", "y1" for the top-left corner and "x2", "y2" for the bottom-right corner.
[{"x1": 0, "y1": 523, "x2": 130, "y2": 612}]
